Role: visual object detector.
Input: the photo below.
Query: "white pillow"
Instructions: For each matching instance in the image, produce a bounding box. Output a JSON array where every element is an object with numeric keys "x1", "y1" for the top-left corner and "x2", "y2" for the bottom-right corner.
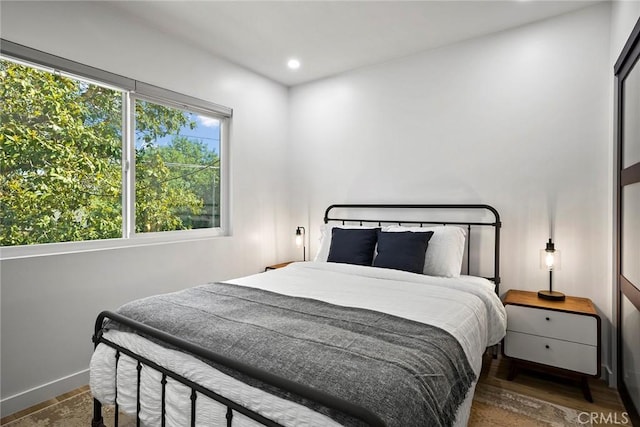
[
  {"x1": 314, "y1": 224, "x2": 378, "y2": 262},
  {"x1": 384, "y1": 226, "x2": 466, "y2": 277}
]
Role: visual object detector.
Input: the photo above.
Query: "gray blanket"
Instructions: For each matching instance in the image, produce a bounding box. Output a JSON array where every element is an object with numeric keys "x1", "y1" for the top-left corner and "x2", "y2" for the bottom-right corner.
[{"x1": 109, "y1": 282, "x2": 475, "y2": 426}]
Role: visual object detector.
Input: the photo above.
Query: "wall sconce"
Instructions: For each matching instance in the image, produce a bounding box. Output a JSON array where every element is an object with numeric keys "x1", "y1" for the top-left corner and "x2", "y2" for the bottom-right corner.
[
  {"x1": 295, "y1": 226, "x2": 306, "y2": 261},
  {"x1": 538, "y1": 238, "x2": 565, "y2": 301}
]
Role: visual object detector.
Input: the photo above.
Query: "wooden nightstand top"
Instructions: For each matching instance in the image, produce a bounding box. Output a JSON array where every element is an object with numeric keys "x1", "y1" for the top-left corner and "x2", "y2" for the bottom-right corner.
[
  {"x1": 265, "y1": 261, "x2": 295, "y2": 271},
  {"x1": 502, "y1": 289, "x2": 597, "y2": 316}
]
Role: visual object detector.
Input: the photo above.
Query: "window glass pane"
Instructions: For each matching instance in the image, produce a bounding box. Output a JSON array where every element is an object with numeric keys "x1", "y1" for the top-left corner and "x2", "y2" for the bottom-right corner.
[
  {"x1": 623, "y1": 59, "x2": 640, "y2": 168},
  {"x1": 1, "y1": 58, "x2": 122, "y2": 246},
  {"x1": 134, "y1": 100, "x2": 221, "y2": 233},
  {"x1": 622, "y1": 294, "x2": 640, "y2": 413},
  {"x1": 622, "y1": 182, "x2": 640, "y2": 285}
]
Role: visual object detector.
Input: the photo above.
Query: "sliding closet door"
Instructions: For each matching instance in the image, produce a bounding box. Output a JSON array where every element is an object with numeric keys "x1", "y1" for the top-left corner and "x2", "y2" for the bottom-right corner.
[{"x1": 616, "y1": 17, "x2": 640, "y2": 426}]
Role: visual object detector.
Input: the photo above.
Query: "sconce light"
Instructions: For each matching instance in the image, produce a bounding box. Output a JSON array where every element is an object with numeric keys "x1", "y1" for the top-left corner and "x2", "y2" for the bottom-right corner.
[
  {"x1": 295, "y1": 226, "x2": 306, "y2": 261},
  {"x1": 538, "y1": 238, "x2": 565, "y2": 301}
]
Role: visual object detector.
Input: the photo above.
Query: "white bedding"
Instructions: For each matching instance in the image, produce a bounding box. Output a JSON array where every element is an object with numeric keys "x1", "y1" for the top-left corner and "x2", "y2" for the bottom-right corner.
[{"x1": 90, "y1": 262, "x2": 506, "y2": 426}]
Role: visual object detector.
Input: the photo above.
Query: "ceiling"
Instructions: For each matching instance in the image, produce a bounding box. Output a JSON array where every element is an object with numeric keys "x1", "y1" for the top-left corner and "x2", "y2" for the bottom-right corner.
[{"x1": 112, "y1": 1, "x2": 600, "y2": 87}]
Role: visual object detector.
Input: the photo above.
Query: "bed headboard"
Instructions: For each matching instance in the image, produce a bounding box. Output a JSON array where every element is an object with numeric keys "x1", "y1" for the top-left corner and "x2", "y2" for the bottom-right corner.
[{"x1": 323, "y1": 204, "x2": 501, "y2": 294}]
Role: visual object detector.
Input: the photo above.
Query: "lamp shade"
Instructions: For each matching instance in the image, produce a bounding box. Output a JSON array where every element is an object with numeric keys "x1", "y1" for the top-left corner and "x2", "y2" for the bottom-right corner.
[
  {"x1": 295, "y1": 227, "x2": 303, "y2": 247},
  {"x1": 537, "y1": 238, "x2": 564, "y2": 301},
  {"x1": 295, "y1": 226, "x2": 306, "y2": 261},
  {"x1": 539, "y1": 239, "x2": 561, "y2": 270}
]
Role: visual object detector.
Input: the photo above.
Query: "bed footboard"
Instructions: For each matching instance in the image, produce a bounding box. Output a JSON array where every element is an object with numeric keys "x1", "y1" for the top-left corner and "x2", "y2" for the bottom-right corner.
[{"x1": 92, "y1": 311, "x2": 386, "y2": 427}]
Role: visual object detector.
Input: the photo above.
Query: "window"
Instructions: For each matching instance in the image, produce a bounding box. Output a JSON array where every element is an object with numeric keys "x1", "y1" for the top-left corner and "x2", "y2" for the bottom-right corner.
[
  {"x1": 0, "y1": 40, "x2": 231, "y2": 251},
  {"x1": 1, "y1": 57, "x2": 123, "y2": 246},
  {"x1": 134, "y1": 99, "x2": 221, "y2": 233}
]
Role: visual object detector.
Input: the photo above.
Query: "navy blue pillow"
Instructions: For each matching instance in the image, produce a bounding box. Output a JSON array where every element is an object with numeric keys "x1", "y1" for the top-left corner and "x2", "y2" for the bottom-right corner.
[
  {"x1": 327, "y1": 228, "x2": 379, "y2": 266},
  {"x1": 373, "y1": 231, "x2": 434, "y2": 274}
]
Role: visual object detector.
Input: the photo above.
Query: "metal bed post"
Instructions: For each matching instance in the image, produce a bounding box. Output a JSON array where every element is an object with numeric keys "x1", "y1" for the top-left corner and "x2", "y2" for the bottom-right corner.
[
  {"x1": 91, "y1": 398, "x2": 104, "y2": 427},
  {"x1": 92, "y1": 317, "x2": 106, "y2": 427}
]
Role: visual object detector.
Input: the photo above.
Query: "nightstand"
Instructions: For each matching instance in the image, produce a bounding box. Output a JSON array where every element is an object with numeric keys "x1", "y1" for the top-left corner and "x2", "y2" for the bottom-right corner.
[
  {"x1": 264, "y1": 261, "x2": 295, "y2": 271},
  {"x1": 502, "y1": 289, "x2": 601, "y2": 402}
]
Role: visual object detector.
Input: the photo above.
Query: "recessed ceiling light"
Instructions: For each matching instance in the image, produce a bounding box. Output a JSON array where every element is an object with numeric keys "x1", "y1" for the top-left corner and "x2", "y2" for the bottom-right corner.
[{"x1": 287, "y1": 58, "x2": 301, "y2": 70}]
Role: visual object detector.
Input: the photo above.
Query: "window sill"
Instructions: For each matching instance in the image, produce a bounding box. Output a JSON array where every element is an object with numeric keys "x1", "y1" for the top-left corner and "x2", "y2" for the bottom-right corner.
[{"x1": 0, "y1": 228, "x2": 228, "y2": 260}]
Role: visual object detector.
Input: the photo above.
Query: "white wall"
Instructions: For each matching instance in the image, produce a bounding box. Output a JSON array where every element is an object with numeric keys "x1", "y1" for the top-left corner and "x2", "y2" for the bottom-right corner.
[
  {"x1": 0, "y1": 1, "x2": 292, "y2": 416},
  {"x1": 289, "y1": 3, "x2": 614, "y2": 373},
  {"x1": 610, "y1": 2, "x2": 640, "y2": 58}
]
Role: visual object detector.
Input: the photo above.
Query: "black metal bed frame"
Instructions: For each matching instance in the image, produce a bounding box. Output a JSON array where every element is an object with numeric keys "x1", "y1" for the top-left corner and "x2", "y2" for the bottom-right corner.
[{"x1": 91, "y1": 203, "x2": 501, "y2": 427}]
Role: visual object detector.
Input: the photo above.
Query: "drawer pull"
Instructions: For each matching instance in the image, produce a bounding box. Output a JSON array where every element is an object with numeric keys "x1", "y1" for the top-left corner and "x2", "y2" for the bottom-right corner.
[
  {"x1": 545, "y1": 344, "x2": 550, "y2": 349},
  {"x1": 545, "y1": 317, "x2": 550, "y2": 321}
]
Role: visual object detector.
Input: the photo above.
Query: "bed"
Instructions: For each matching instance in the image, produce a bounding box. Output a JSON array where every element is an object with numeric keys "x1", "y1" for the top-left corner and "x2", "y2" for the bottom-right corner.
[{"x1": 90, "y1": 204, "x2": 506, "y2": 427}]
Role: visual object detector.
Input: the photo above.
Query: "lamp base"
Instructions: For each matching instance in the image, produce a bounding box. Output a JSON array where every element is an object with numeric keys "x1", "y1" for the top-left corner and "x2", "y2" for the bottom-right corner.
[{"x1": 537, "y1": 290, "x2": 566, "y2": 301}]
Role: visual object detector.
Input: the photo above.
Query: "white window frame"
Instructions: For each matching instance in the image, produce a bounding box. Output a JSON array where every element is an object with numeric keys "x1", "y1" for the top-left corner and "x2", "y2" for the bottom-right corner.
[
  {"x1": 0, "y1": 40, "x2": 232, "y2": 260},
  {"x1": 127, "y1": 92, "x2": 230, "y2": 241}
]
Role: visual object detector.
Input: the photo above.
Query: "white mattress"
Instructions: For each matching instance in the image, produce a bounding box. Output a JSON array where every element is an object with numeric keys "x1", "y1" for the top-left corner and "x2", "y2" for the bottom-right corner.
[{"x1": 90, "y1": 261, "x2": 506, "y2": 426}]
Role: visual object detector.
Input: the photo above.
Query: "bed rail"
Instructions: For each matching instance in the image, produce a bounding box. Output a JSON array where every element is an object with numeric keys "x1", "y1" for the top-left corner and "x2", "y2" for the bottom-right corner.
[
  {"x1": 323, "y1": 204, "x2": 501, "y2": 293},
  {"x1": 91, "y1": 310, "x2": 386, "y2": 427}
]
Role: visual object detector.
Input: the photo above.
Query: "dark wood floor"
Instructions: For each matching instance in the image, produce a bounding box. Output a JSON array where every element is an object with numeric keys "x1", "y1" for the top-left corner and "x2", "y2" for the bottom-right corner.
[{"x1": 479, "y1": 352, "x2": 631, "y2": 423}]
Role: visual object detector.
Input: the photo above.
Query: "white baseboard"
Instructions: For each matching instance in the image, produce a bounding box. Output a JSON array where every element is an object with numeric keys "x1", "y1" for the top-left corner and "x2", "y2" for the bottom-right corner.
[
  {"x1": 602, "y1": 363, "x2": 615, "y2": 387},
  {"x1": 0, "y1": 369, "x2": 89, "y2": 418}
]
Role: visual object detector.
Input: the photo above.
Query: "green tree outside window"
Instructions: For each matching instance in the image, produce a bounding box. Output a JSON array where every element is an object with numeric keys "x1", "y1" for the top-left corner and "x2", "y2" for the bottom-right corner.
[{"x1": 1, "y1": 59, "x2": 221, "y2": 246}]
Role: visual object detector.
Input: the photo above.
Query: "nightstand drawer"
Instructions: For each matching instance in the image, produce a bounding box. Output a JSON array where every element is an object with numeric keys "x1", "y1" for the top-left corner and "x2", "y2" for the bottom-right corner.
[
  {"x1": 504, "y1": 331, "x2": 598, "y2": 375},
  {"x1": 506, "y1": 305, "x2": 597, "y2": 346}
]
